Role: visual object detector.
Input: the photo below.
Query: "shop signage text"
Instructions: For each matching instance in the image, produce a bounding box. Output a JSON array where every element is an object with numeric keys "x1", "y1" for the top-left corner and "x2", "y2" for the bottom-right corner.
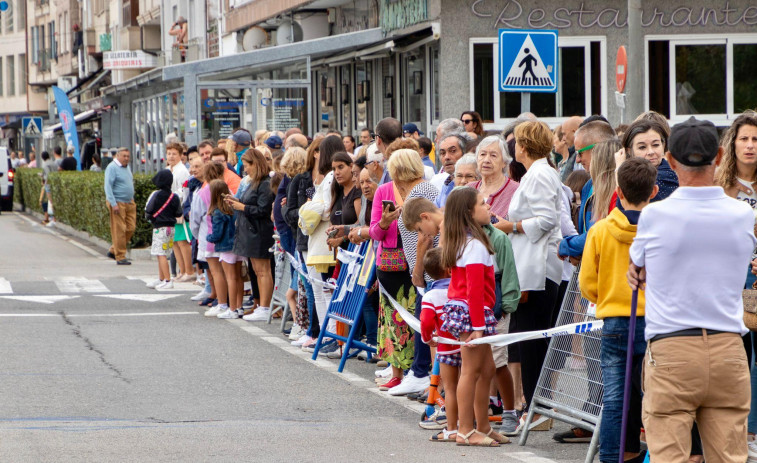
[
  {"x1": 471, "y1": 1, "x2": 757, "y2": 29},
  {"x1": 381, "y1": 0, "x2": 428, "y2": 32},
  {"x1": 104, "y1": 51, "x2": 157, "y2": 69}
]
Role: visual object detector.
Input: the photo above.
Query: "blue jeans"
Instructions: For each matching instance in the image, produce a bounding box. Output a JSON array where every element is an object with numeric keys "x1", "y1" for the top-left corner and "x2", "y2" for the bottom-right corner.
[
  {"x1": 409, "y1": 282, "x2": 432, "y2": 379},
  {"x1": 599, "y1": 316, "x2": 646, "y2": 463},
  {"x1": 362, "y1": 288, "x2": 379, "y2": 347}
]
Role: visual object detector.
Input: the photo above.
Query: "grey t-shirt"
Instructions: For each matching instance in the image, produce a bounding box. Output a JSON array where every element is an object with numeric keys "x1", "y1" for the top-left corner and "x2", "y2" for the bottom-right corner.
[{"x1": 42, "y1": 159, "x2": 57, "y2": 181}]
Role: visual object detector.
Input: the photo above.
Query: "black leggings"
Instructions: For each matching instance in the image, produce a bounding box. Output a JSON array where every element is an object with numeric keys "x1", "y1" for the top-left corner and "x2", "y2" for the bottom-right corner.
[{"x1": 513, "y1": 279, "x2": 559, "y2": 407}]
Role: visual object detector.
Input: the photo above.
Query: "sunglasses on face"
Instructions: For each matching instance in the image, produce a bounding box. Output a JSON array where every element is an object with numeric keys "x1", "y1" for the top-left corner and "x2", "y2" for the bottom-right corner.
[{"x1": 462, "y1": 119, "x2": 473, "y2": 124}]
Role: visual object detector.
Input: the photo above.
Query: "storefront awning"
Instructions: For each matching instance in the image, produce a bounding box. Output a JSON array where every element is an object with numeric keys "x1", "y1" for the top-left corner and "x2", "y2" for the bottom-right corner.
[
  {"x1": 43, "y1": 110, "x2": 99, "y2": 136},
  {"x1": 67, "y1": 69, "x2": 111, "y2": 100},
  {"x1": 162, "y1": 28, "x2": 389, "y2": 82}
]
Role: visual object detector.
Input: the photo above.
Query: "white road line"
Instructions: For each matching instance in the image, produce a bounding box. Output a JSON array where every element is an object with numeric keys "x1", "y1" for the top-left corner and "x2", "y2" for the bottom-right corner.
[
  {"x1": 126, "y1": 276, "x2": 199, "y2": 292},
  {"x1": 13, "y1": 212, "x2": 104, "y2": 258},
  {"x1": 95, "y1": 294, "x2": 181, "y2": 302},
  {"x1": 0, "y1": 295, "x2": 80, "y2": 304},
  {"x1": 509, "y1": 453, "x2": 562, "y2": 463},
  {"x1": 51, "y1": 277, "x2": 110, "y2": 293},
  {"x1": 0, "y1": 278, "x2": 12, "y2": 294}
]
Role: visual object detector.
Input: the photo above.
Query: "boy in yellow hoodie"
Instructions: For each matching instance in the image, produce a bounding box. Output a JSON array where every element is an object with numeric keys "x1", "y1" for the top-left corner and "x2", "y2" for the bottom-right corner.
[{"x1": 579, "y1": 157, "x2": 659, "y2": 463}]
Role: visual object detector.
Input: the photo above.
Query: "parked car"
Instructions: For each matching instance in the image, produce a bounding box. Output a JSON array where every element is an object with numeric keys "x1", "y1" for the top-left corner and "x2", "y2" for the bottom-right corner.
[{"x1": 0, "y1": 147, "x2": 14, "y2": 212}]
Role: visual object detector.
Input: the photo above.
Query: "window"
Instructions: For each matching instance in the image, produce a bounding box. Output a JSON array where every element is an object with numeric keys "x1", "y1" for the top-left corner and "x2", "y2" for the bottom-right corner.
[
  {"x1": 19, "y1": 54, "x2": 25, "y2": 94},
  {"x1": 647, "y1": 35, "x2": 757, "y2": 124},
  {"x1": 429, "y1": 42, "x2": 440, "y2": 123},
  {"x1": 0, "y1": 57, "x2": 3, "y2": 96},
  {"x1": 50, "y1": 21, "x2": 57, "y2": 61},
  {"x1": 470, "y1": 37, "x2": 606, "y2": 127},
  {"x1": 7, "y1": 55, "x2": 14, "y2": 96},
  {"x1": 5, "y1": 3, "x2": 12, "y2": 33}
]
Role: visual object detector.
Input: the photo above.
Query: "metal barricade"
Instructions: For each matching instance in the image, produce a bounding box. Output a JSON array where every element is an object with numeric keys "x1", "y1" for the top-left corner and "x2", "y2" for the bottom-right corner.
[
  {"x1": 268, "y1": 239, "x2": 292, "y2": 331},
  {"x1": 519, "y1": 266, "x2": 603, "y2": 463}
]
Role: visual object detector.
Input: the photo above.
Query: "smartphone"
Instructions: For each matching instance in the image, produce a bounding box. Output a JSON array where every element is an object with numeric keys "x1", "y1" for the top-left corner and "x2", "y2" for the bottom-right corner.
[
  {"x1": 382, "y1": 200, "x2": 396, "y2": 212},
  {"x1": 327, "y1": 229, "x2": 339, "y2": 239}
]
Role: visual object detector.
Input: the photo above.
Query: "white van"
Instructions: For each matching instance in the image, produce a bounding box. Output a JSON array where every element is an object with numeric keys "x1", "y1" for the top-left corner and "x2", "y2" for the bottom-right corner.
[{"x1": 0, "y1": 147, "x2": 11, "y2": 212}]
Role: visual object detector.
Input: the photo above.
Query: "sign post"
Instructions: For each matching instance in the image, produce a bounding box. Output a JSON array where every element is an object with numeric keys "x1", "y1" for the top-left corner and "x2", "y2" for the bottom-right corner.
[
  {"x1": 499, "y1": 29, "x2": 558, "y2": 115},
  {"x1": 615, "y1": 45, "x2": 628, "y2": 123}
]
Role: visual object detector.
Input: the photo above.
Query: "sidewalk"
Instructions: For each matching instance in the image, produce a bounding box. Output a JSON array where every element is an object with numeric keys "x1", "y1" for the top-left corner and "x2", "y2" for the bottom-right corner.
[{"x1": 13, "y1": 202, "x2": 152, "y2": 261}]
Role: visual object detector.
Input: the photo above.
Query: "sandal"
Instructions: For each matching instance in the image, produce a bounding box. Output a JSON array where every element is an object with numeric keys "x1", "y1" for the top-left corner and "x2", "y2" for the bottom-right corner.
[
  {"x1": 456, "y1": 429, "x2": 499, "y2": 447},
  {"x1": 430, "y1": 428, "x2": 457, "y2": 442},
  {"x1": 486, "y1": 428, "x2": 510, "y2": 444}
]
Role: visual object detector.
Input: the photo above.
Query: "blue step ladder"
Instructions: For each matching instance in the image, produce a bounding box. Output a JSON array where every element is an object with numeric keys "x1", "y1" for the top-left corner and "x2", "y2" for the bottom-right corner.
[{"x1": 311, "y1": 241, "x2": 377, "y2": 372}]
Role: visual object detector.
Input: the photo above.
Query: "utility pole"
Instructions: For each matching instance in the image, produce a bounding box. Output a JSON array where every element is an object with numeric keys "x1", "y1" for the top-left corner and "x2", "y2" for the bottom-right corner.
[{"x1": 626, "y1": 0, "x2": 644, "y2": 120}]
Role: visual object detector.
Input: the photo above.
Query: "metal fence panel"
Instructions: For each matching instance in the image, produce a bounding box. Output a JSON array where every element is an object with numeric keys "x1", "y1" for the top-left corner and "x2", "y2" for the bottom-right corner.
[{"x1": 519, "y1": 265, "x2": 603, "y2": 463}]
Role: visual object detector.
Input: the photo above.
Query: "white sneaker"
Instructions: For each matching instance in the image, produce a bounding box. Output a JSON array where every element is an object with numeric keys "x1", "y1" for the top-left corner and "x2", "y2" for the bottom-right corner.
[
  {"x1": 217, "y1": 308, "x2": 241, "y2": 319},
  {"x1": 46, "y1": 220, "x2": 56, "y2": 227},
  {"x1": 191, "y1": 290, "x2": 211, "y2": 301},
  {"x1": 374, "y1": 365, "x2": 392, "y2": 378},
  {"x1": 243, "y1": 307, "x2": 271, "y2": 321},
  {"x1": 748, "y1": 440, "x2": 757, "y2": 463},
  {"x1": 204, "y1": 305, "x2": 224, "y2": 317},
  {"x1": 291, "y1": 335, "x2": 312, "y2": 347},
  {"x1": 146, "y1": 279, "x2": 162, "y2": 289},
  {"x1": 388, "y1": 371, "x2": 430, "y2": 396},
  {"x1": 357, "y1": 345, "x2": 376, "y2": 360},
  {"x1": 288, "y1": 324, "x2": 304, "y2": 340},
  {"x1": 156, "y1": 280, "x2": 174, "y2": 290}
]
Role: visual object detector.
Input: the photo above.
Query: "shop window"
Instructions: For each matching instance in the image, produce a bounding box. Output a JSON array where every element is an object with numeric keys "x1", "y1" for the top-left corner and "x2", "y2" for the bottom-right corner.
[
  {"x1": 734, "y1": 44, "x2": 757, "y2": 114},
  {"x1": 402, "y1": 48, "x2": 425, "y2": 127},
  {"x1": 340, "y1": 64, "x2": 352, "y2": 134},
  {"x1": 471, "y1": 38, "x2": 604, "y2": 126},
  {"x1": 319, "y1": 68, "x2": 337, "y2": 132},
  {"x1": 355, "y1": 61, "x2": 373, "y2": 133},
  {"x1": 429, "y1": 43, "x2": 440, "y2": 123},
  {"x1": 647, "y1": 37, "x2": 757, "y2": 123}
]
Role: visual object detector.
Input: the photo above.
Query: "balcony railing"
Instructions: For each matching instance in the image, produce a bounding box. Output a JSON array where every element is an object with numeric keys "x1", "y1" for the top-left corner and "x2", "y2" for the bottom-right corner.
[{"x1": 160, "y1": 39, "x2": 205, "y2": 66}]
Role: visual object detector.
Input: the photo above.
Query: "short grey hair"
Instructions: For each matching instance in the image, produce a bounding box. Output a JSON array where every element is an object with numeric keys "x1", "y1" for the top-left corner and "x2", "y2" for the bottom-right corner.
[
  {"x1": 437, "y1": 118, "x2": 465, "y2": 137},
  {"x1": 475, "y1": 135, "x2": 512, "y2": 166},
  {"x1": 439, "y1": 132, "x2": 467, "y2": 152},
  {"x1": 455, "y1": 154, "x2": 480, "y2": 176},
  {"x1": 502, "y1": 115, "x2": 534, "y2": 140},
  {"x1": 366, "y1": 143, "x2": 383, "y2": 165}
]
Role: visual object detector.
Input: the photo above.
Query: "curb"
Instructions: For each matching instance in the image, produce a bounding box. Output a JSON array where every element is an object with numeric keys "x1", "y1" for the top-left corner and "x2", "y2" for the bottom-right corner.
[{"x1": 13, "y1": 202, "x2": 153, "y2": 261}]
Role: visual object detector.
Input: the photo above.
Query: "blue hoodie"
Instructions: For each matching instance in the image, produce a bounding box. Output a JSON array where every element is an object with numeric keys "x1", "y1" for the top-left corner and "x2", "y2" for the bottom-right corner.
[{"x1": 559, "y1": 178, "x2": 594, "y2": 258}]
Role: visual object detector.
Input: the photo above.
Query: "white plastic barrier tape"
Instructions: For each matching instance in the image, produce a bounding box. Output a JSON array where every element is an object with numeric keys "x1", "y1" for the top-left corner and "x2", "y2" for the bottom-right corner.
[
  {"x1": 285, "y1": 252, "x2": 338, "y2": 290},
  {"x1": 379, "y1": 284, "x2": 603, "y2": 347}
]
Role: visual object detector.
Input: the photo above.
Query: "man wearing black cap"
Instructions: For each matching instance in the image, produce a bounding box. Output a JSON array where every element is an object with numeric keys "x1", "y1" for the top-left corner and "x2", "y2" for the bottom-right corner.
[{"x1": 628, "y1": 117, "x2": 755, "y2": 462}]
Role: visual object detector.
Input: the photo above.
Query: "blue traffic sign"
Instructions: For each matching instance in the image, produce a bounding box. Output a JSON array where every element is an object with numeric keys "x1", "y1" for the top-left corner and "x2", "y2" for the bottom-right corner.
[
  {"x1": 499, "y1": 29, "x2": 558, "y2": 93},
  {"x1": 0, "y1": 2, "x2": 8, "y2": 12},
  {"x1": 22, "y1": 117, "x2": 43, "y2": 136}
]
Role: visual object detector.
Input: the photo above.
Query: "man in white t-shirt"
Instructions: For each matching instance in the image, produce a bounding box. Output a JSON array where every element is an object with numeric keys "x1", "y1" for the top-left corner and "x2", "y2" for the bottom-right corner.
[{"x1": 628, "y1": 117, "x2": 756, "y2": 463}]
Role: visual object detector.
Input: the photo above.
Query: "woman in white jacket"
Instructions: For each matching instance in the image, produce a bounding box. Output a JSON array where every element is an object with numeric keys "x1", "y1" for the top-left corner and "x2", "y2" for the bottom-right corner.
[{"x1": 496, "y1": 121, "x2": 563, "y2": 434}]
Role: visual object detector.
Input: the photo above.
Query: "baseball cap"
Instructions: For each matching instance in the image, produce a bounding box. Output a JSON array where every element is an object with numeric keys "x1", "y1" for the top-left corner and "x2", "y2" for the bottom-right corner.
[
  {"x1": 265, "y1": 135, "x2": 283, "y2": 150},
  {"x1": 403, "y1": 123, "x2": 419, "y2": 135},
  {"x1": 230, "y1": 130, "x2": 251, "y2": 146},
  {"x1": 668, "y1": 117, "x2": 720, "y2": 167},
  {"x1": 66, "y1": 144, "x2": 75, "y2": 153}
]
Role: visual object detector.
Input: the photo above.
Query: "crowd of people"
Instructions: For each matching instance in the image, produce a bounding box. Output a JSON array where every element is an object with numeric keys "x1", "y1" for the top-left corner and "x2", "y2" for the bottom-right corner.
[{"x1": 37, "y1": 107, "x2": 757, "y2": 461}]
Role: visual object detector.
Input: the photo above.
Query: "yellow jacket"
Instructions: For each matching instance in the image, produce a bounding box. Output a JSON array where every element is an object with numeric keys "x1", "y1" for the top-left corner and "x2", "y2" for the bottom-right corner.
[{"x1": 579, "y1": 208, "x2": 645, "y2": 318}]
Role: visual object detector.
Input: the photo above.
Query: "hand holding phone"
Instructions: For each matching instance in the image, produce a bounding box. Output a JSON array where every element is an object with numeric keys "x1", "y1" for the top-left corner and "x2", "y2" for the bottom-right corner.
[{"x1": 382, "y1": 200, "x2": 396, "y2": 212}]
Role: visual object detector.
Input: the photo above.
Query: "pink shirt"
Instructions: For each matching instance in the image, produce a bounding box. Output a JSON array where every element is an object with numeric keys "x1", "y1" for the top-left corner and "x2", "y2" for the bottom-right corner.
[
  {"x1": 471, "y1": 178, "x2": 519, "y2": 219},
  {"x1": 369, "y1": 182, "x2": 399, "y2": 256}
]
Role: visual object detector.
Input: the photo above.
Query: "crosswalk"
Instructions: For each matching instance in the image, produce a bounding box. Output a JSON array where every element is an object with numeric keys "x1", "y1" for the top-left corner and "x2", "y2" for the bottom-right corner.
[{"x1": 0, "y1": 275, "x2": 200, "y2": 305}]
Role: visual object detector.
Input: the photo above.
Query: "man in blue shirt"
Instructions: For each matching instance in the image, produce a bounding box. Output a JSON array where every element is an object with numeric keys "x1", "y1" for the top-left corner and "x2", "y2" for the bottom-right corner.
[{"x1": 104, "y1": 148, "x2": 136, "y2": 265}]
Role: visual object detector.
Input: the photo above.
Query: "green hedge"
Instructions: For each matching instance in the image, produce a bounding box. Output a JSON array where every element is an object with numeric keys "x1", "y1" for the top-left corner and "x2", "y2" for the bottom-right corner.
[
  {"x1": 14, "y1": 167, "x2": 44, "y2": 214},
  {"x1": 14, "y1": 168, "x2": 155, "y2": 248}
]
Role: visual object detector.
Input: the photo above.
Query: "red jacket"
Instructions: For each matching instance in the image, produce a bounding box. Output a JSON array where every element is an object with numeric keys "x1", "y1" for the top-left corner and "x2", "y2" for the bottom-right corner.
[{"x1": 447, "y1": 238, "x2": 496, "y2": 330}]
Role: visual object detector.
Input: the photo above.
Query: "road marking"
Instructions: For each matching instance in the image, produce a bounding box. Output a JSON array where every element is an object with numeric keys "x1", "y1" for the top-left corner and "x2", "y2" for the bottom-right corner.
[
  {"x1": 0, "y1": 295, "x2": 80, "y2": 304},
  {"x1": 126, "y1": 276, "x2": 199, "y2": 292},
  {"x1": 0, "y1": 278, "x2": 12, "y2": 294},
  {"x1": 13, "y1": 212, "x2": 104, "y2": 258},
  {"x1": 95, "y1": 294, "x2": 181, "y2": 302},
  {"x1": 51, "y1": 277, "x2": 110, "y2": 293},
  {"x1": 0, "y1": 311, "x2": 198, "y2": 317},
  {"x1": 510, "y1": 453, "x2": 561, "y2": 463}
]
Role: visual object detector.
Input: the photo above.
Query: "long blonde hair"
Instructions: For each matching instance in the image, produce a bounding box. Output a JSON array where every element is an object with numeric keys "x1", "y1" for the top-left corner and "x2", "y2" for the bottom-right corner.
[{"x1": 590, "y1": 139, "x2": 621, "y2": 221}]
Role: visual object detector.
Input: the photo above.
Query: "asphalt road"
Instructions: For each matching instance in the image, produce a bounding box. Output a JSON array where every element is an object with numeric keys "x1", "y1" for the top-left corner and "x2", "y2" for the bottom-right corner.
[{"x1": 0, "y1": 212, "x2": 594, "y2": 462}]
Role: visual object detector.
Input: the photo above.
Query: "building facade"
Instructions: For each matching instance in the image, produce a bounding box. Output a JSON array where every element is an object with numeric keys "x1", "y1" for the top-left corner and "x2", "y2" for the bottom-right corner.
[{"x1": 92, "y1": 0, "x2": 757, "y2": 171}]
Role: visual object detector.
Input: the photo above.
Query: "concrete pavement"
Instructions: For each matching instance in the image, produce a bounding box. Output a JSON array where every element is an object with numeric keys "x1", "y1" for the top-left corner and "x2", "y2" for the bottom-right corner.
[{"x1": 0, "y1": 212, "x2": 593, "y2": 462}]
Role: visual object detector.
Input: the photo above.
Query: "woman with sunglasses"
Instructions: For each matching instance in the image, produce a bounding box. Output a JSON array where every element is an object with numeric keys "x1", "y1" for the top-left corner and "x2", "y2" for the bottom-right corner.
[{"x1": 461, "y1": 111, "x2": 485, "y2": 138}]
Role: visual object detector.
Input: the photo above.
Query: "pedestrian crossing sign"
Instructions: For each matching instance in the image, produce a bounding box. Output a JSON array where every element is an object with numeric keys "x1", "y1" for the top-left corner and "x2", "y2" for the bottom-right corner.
[
  {"x1": 499, "y1": 29, "x2": 558, "y2": 93},
  {"x1": 22, "y1": 117, "x2": 43, "y2": 136}
]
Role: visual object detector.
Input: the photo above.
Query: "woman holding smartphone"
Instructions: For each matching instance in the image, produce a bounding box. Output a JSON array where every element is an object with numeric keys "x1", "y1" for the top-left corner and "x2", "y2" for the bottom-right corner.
[{"x1": 224, "y1": 148, "x2": 275, "y2": 321}]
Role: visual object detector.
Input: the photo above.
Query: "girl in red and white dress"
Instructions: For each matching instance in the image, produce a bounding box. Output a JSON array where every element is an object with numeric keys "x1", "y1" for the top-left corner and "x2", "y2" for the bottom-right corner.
[{"x1": 440, "y1": 187, "x2": 506, "y2": 447}]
